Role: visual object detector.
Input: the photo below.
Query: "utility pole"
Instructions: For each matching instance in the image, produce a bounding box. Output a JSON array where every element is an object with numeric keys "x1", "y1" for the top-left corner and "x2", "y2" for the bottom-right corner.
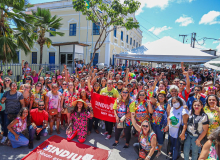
[
  {"x1": 179, "y1": 34, "x2": 187, "y2": 43},
  {"x1": 191, "y1": 32, "x2": 196, "y2": 48}
]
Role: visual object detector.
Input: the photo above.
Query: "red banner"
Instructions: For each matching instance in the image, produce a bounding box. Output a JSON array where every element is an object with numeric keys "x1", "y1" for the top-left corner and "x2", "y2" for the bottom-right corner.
[
  {"x1": 91, "y1": 92, "x2": 116, "y2": 123},
  {"x1": 22, "y1": 135, "x2": 110, "y2": 160}
]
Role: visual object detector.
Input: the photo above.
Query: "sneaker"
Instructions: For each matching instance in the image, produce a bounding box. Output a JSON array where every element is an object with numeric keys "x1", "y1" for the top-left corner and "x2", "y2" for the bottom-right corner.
[
  {"x1": 1, "y1": 136, "x2": 7, "y2": 144},
  {"x1": 105, "y1": 135, "x2": 111, "y2": 140},
  {"x1": 101, "y1": 131, "x2": 108, "y2": 136},
  {"x1": 123, "y1": 145, "x2": 129, "y2": 149},
  {"x1": 28, "y1": 141, "x2": 33, "y2": 149},
  {"x1": 36, "y1": 134, "x2": 41, "y2": 141},
  {"x1": 53, "y1": 125, "x2": 56, "y2": 130},
  {"x1": 112, "y1": 142, "x2": 119, "y2": 147}
]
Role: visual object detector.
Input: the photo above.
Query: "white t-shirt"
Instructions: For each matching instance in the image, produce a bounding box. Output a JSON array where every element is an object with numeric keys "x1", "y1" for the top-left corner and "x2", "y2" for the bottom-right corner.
[
  {"x1": 169, "y1": 106, "x2": 189, "y2": 138},
  {"x1": 76, "y1": 63, "x2": 82, "y2": 69}
]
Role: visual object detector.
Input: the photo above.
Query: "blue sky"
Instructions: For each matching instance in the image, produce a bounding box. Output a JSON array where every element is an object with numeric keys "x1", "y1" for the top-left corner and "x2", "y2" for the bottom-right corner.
[{"x1": 29, "y1": 0, "x2": 220, "y2": 52}]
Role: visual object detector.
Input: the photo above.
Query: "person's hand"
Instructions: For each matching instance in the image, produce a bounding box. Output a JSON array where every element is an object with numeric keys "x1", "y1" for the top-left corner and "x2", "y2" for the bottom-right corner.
[
  {"x1": 131, "y1": 112, "x2": 135, "y2": 117},
  {"x1": 214, "y1": 104, "x2": 220, "y2": 112},
  {"x1": 94, "y1": 69, "x2": 97, "y2": 73},
  {"x1": 22, "y1": 60, "x2": 24, "y2": 62},
  {"x1": 196, "y1": 93, "x2": 201, "y2": 100},
  {"x1": 36, "y1": 128, "x2": 42, "y2": 135},
  {"x1": 41, "y1": 67, "x2": 44, "y2": 70},
  {"x1": 116, "y1": 116, "x2": 119, "y2": 123},
  {"x1": 145, "y1": 157, "x2": 150, "y2": 160},
  {"x1": 64, "y1": 65, "x2": 67, "y2": 69},
  {"x1": 15, "y1": 134, "x2": 20, "y2": 141},
  {"x1": 183, "y1": 71, "x2": 188, "y2": 76},
  {"x1": 87, "y1": 76, "x2": 91, "y2": 81},
  {"x1": 31, "y1": 123, "x2": 37, "y2": 129},
  {"x1": 164, "y1": 126, "x2": 169, "y2": 132},
  {"x1": 146, "y1": 99, "x2": 151, "y2": 104},
  {"x1": 126, "y1": 68, "x2": 129, "y2": 73},
  {"x1": 179, "y1": 133, "x2": 185, "y2": 141},
  {"x1": 195, "y1": 139, "x2": 202, "y2": 147},
  {"x1": 1, "y1": 97, "x2": 6, "y2": 103}
]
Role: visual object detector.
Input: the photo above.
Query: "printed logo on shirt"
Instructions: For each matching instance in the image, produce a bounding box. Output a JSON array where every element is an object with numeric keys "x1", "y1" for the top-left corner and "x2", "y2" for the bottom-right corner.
[{"x1": 170, "y1": 116, "x2": 179, "y2": 126}]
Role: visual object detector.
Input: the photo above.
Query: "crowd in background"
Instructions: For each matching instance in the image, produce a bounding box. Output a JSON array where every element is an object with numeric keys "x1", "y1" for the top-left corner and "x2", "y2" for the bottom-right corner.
[{"x1": 0, "y1": 60, "x2": 220, "y2": 160}]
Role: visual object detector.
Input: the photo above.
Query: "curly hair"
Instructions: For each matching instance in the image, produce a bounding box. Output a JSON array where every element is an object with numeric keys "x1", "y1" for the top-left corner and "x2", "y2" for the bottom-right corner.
[
  {"x1": 17, "y1": 107, "x2": 28, "y2": 118},
  {"x1": 208, "y1": 127, "x2": 220, "y2": 145}
]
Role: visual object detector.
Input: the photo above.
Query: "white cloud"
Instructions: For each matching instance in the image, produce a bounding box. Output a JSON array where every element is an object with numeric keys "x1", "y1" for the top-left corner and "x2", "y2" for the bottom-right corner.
[
  {"x1": 217, "y1": 44, "x2": 220, "y2": 52},
  {"x1": 175, "y1": 15, "x2": 194, "y2": 26},
  {"x1": 148, "y1": 26, "x2": 172, "y2": 35},
  {"x1": 199, "y1": 11, "x2": 220, "y2": 25}
]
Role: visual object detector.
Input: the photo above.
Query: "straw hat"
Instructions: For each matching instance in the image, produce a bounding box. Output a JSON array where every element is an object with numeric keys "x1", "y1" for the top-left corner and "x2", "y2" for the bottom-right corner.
[
  {"x1": 159, "y1": 90, "x2": 166, "y2": 94},
  {"x1": 72, "y1": 99, "x2": 88, "y2": 108}
]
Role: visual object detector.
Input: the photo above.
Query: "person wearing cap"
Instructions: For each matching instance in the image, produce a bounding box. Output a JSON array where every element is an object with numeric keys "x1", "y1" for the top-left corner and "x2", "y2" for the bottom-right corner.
[
  {"x1": 44, "y1": 71, "x2": 51, "y2": 80},
  {"x1": 66, "y1": 99, "x2": 93, "y2": 143},
  {"x1": 148, "y1": 90, "x2": 168, "y2": 157},
  {"x1": 22, "y1": 60, "x2": 31, "y2": 79},
  {"x1": 116, "y1": 80, "x2": 123, "y2": 94}
]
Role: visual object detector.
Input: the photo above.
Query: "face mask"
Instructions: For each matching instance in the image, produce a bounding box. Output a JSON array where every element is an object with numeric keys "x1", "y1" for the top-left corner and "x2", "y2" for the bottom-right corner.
[{"x1": 173, "y1": 102, "x2": 180, "y2": 108}]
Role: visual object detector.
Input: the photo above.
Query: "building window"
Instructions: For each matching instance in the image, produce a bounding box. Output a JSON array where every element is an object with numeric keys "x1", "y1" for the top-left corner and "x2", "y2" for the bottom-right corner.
[
  {"x1": 90, "y1": 53, "x2": 99, "y2": 66},
  {"x1": 121, "y1": 31, "x2": 123, "y2": 41},
  {"x1": 69, "y1": 24, "x2": 76, "y2": 36},
  {"x1": 133, "y1": 40, "x2": 135, "y2": 46},
  {"x1": 32, "y1": 52, "x2": 37, "y2": 64},
  {"x1": 136, "y1": 42, "x2": 138, "y2": 48},
  {"x1": 126, "y1": 35, "x2": 128, "y2": 43},
  {"x1": 93, "y1": 22, "x2": 100, "y2": 35},
  {"x1": 50, "y1": 28, "x2": 56, "y2": 36},
  {"x1": 130, "y1": 38, "x2": 132, "y2": 45},
  {"x1": 114, "y1": 26, "x2": 117, "y2": 37}
]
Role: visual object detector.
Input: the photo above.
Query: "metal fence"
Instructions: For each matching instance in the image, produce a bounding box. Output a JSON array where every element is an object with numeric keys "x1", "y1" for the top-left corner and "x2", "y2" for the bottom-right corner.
[{"x1": 0, "y1": 62, "x2": 63, "y2": 82}]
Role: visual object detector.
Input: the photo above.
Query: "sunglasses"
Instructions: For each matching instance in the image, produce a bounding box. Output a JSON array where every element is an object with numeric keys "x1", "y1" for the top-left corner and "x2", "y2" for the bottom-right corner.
[
  {"x1": 149, "y1": 81, "x2": 154, "y2": 83},
  {"x1": 179, "y1": 83, "x2": 185, "y2": 85},
  {"x1": 26, "y1": 78, "x2": 31, "y2": 81},
  {"x1": 99, "y1": 73, "x2": 103, "y2": 75},
  {"x1": 47, "y1": 82, "x2": 52, "y2": 84},
  {"x1": 139, "y1": 94, "x2": 145, "y2": 96},
  {"x1": 118, "y1": 84, "x2": 123, "y2": 86},
  {"x1": 194, "y1": 89, "x2": 200, "y2": 91},
  {"x1": 107, "y1": 83, "x2": 113, "y2": 85},
  {"x1": 138, "y1": 84, "x2": 142, "y2": 86},
  {"x1": 142, "y1": 125, "x2": 149, "y2": 128},
  {"x1": 127, "y1": 86, "x2": 132, "y2": 88},
  {"x1": 63, "y1": 84, "x2": 67, "y2": 85},
  {"x1": 131, "y1": 82, "x2": 136, "y2": 84},
  {"x1": 36, "y1": 85, "x2": 42, "y2": 87},
  {"x1": 38, "y1": 105, "x2": 44, "y2": 107},
  {"x1": 5, "y1": 80, "x2": 10, "y2": 82},
  {"x1": 123, "y1": 92, "x2": 128, "y2": 94}
]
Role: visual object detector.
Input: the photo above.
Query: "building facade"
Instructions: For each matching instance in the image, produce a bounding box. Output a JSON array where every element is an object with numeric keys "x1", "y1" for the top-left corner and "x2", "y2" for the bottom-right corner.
[{"x1": 19, "y1": 0, "x2": 142, "y2": 68}]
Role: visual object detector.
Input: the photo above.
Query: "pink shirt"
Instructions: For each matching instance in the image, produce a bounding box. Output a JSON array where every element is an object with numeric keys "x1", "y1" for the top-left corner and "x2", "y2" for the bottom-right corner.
[{"x1": 31, "y1": 74, "x2": 38, "y2": 84}]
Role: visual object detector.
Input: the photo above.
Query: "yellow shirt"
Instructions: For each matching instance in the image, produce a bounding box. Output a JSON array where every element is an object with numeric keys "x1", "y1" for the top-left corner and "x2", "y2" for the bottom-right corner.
[
  {"x1": 113, "y1": 99, "x2": 135, "y2": 110},
  {"x1": 100, "y1": 87, "x2": 119, "y2": 98}
]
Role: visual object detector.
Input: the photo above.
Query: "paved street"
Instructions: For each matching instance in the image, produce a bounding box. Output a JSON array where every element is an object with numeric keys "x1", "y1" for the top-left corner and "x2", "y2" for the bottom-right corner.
[{"x1": 0, "y1": 127, "x2": 185, "y2": 160}]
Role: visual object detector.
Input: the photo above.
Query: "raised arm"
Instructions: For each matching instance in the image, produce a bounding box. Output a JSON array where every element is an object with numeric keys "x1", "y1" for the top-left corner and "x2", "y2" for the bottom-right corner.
[
  {"x1": 125, "y1": 68, "x2": 129, "y2": 86},
  {"x1": 183, "y1": 71, "x2": 190, "y2": 93},
  {"x1": 198, "y1": 140, "x2": 212, "y2": 160},
  {"x1": 38, "y1": 67, "x2": 43, "y2": 76},
  {"x1": 131, "y1": 112, "x2": 141, "y2": 132},
  {"x1": 87, "y1": 76, "x2": 92, "y2": 92},
  {"x1": 181, "y1": 62, "x2": 185, "y2": 73},
  {"x1": 21, "y1": 60, "x2": 24, "y2": 68}
]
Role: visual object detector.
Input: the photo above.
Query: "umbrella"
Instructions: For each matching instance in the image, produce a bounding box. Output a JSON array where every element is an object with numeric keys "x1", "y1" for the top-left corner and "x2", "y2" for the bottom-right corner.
[{"x1": 204, "y1": 57, "x2": 220, "y2": 70}]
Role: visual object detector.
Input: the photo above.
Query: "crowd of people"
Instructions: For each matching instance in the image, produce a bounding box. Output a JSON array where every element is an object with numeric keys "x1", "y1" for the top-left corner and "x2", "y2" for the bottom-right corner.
[{"x1": 0, "y1": 60, "x2": 220, "y2": 160}]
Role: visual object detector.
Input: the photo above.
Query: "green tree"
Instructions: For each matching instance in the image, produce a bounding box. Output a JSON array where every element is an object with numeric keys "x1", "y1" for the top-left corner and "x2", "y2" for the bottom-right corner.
[
  {"x1": 31, "y1": 7, "x2": 64, "y2": 67},
  {"x1": 0, "y1": 0, "x2": 35, "y2": 63},
  {"x1": 72, "y1": 0, "x2": 140, "y2": 67}
]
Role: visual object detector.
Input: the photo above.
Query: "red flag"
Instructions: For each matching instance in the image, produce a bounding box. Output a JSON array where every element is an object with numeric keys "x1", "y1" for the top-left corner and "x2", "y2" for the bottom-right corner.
[{"x1": 91, "y1": 92, "x2": 116, "y2": 123}]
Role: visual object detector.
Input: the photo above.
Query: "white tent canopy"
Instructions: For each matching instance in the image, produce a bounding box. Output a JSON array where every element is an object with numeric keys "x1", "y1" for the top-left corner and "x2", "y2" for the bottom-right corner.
[{"x1": 116, "y1": 36, "x2": 217, "y2": 63}]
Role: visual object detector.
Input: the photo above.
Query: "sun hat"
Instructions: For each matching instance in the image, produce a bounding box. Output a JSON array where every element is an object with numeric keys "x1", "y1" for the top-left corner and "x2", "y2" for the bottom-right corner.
[
  {"x1": 57, "y1": 75, "x2": 62, "y2": 80},
  {"x1": 72, "y1": 99, "x2": 88, "y2": 108},
  {"x1": 159, "y1": 90, "x2": 166, "y2": 94}
]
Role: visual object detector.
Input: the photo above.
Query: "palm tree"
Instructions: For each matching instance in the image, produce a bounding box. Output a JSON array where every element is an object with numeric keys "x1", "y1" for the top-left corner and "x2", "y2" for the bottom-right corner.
[
  {"x1": 0, "y1": 0, "x2": 35, "y2": 62},
  {"x1": 31, "y1": 7, "x2": 64, "y2": 67}
]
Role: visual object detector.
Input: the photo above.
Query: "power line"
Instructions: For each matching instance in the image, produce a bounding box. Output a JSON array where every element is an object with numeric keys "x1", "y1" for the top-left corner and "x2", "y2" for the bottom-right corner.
[{"x1": 140, "y1": 25, "x2": 160, "y2": 39}]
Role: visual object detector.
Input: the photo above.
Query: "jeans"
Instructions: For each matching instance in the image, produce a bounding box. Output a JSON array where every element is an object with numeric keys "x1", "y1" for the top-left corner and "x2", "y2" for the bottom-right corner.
[
  {"x1": 0, "y1": 110, "x2": 4, "y2": 133},
  {"x1": 105, "y1": 121, "x2": 113, "y2": 135},
  {"x1": 88, "y1": 117, "x2": 99, "y2": 131},
  {"x1": 3, "y1": 113, "x2": 17, "y2": 137},
  {"x1": 169, "y1": 135, "x2": 181, "y2": 160},
  {"x1": 115, "y1": 125, "x2": 131, "y2": 144},
  {"x1": 133, "y1": 143, "x2": 158, "y2": 160},
  {"x1": 151, "y1": 123, "x2": 164, "y2": 146},
  {"x1": 184, "y1": 134, "x2": 200, "y2": 160},
  {"x1": 8, "y1": 131, "x2": 29, "y2": 148},
  {"x1": 29, "y1": 125, "x2": 48, "y2": 141}
]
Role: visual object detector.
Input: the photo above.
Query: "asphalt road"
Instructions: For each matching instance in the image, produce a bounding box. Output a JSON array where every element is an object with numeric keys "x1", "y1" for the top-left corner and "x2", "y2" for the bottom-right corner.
[{"x1": 0, "y1": 126, "x2": 185, "y2": 160}]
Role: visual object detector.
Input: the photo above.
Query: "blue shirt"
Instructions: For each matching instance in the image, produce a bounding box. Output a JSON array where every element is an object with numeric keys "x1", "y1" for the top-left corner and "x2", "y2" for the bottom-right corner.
[{"x1": 186, "y1": 96, "x2": 206, "y2": 111}]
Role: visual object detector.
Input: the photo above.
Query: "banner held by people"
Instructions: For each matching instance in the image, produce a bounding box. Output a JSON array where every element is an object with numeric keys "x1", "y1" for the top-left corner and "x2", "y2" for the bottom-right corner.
[{"x1": 91, "y1": 92, "x2": 116, "y2": 123}]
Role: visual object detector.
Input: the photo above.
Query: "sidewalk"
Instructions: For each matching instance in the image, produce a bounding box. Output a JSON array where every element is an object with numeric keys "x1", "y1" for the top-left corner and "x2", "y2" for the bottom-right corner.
[{"x1": 0, "y1": 127, "x2": 184, "y2": 160}]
